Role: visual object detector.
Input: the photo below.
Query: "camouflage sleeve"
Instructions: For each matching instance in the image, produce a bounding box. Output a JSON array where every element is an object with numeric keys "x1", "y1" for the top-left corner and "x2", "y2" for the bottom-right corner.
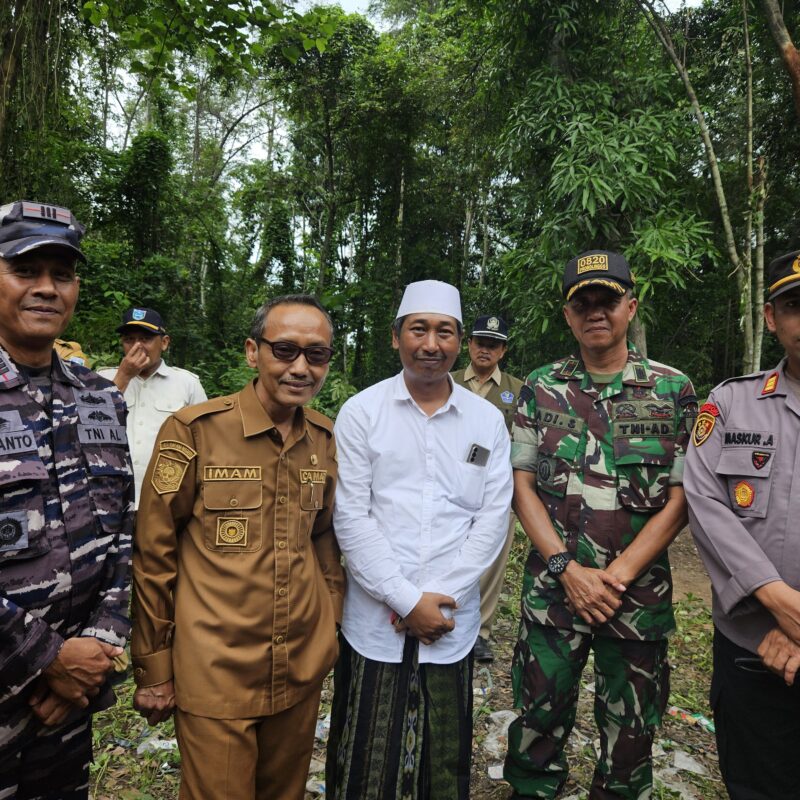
[
  {"x1": 79, "y1": 387, "x2": 133, "y2": 646},
  {"x1": 311, "y1": 431, "x2": 346, "y2": 625},
  {"x1": 0, "y1": 598, "x2": 64, "y2": 692},
  {"x1": 668, "y1": 377, "x2": 697, "y2": 486},
  {"x1": 511, "y1": 379, "x2": 538, "y2": 472},
  {"x1": 131, "y1": 415, "x2": 198, "y2": 687}
]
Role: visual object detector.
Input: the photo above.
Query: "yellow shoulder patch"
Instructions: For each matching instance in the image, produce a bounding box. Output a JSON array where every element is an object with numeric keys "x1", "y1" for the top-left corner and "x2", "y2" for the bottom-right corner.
[
  {"x1": 160, "y1": 439, "x2": 197, "y2": 461},
  {"x1": 151, "y1": 453, "x2": 190, "y2": 494}
]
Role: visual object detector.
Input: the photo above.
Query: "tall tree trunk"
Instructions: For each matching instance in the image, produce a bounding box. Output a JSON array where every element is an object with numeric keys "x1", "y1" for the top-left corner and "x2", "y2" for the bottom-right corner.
[
  {"x1": 395, "y1": 166, "x2": 405, "y2": 273},
  {"x1": 636, "y1": 0, "x2": 755, "y2": 371},
  {"x1": 462, "y1": 196, "x2": 474, "y2": 284},
  {"x1": 630, "y1": 313, "x2": 647, "y2": 358},
  {"x1": 480, "y1": 192, "x2": 489, "y2": 288},
  {"x1": 759, "y1": 0, "x2": 800, "y2": 121}
]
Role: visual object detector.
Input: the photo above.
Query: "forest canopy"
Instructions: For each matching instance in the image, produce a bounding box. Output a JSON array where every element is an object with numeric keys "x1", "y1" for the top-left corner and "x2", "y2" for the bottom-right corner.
[{"x1": 3, "y1": 0, "x2": 798, "y2": 407}]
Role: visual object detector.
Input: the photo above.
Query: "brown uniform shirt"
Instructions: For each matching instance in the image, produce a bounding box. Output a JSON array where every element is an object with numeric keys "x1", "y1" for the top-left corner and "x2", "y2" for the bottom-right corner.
[{"x1": 131, "y1": 379, "x2": 345, "y2": 719}]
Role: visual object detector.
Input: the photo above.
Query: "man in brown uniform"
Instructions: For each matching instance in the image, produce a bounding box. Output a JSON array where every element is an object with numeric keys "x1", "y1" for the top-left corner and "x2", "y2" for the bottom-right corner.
[
  {"x1": 131, "y1": 294, "x2": 345, "y2": 800},
  {"x1": 452, "y1": 314, "x2": 523, "y2": 662}
]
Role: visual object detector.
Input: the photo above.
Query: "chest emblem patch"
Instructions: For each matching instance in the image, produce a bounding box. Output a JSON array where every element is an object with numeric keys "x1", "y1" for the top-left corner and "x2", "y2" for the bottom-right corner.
[
  {"x1": 734, "y1": 480, "x2": 755, "y2": 508},
  {"x1": 752, "y1": 451, "x2": 771, "y2": 470},
  {"x1": 501, "y1": 390, "x2": 515, "y2": 404},
  {"x1": 216, "y1": 517, "x2": 248, "y2": 546}
]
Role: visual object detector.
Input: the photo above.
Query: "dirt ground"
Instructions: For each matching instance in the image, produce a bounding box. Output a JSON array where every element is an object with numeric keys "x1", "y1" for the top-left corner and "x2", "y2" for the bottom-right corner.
[{"x1": 307, "y1": 527, "x2": 724, "y2": 799}]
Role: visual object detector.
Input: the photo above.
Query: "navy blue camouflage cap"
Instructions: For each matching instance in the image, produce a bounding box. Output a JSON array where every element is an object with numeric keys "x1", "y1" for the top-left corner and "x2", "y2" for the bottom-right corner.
[
  {"x1": 0, "y1": 200, "x2": 86, "y2": 262},
  {"x1": 767, "y1": 250, "x2": 800, "y2": 301},
  {"x1": 117, "y1": 307, "x2": 167, "y2": 335},
  {"x1": 563, "y1": 250, "x2": 634, "y2": 300},
  {"x1": 470, "y1": 315, "x2": 509, "y2": 341}
]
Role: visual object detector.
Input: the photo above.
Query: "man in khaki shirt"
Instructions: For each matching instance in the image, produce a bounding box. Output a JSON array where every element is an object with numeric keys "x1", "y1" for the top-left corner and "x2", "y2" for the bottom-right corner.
[
  {"x1": 451, "y1": 314, "x2": 523, "y2": 662},
  {"x1": 131, "y1": 295, "x2": 345, "y2": 800}
]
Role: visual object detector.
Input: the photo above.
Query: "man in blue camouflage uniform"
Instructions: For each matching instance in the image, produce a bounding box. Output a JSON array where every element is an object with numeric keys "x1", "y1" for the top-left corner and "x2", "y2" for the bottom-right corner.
[
  {"x1": 0, "y1": 201, "x2": 133, "y2": 799},
  {"x1": 505, "y1": 251, "x2": 695, "y2": 799}
]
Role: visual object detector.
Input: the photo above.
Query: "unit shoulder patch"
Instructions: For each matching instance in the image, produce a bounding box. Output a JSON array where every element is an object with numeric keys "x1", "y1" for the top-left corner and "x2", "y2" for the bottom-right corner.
[
  {"x1": 152, "y1": 453, "x2": 190, "y2": 494},
  {"x1": 691, "y1": 410, "x2": 717, "y2": 447},
  {"x1": 160, "y1": 439, "x2": 197, "y2": 461}
]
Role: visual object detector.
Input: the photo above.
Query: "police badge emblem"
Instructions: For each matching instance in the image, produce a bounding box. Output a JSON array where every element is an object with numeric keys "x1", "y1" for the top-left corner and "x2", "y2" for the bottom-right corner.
[
  {"x1": 132, "y1": 308, "x2": 146, "y2": 321},
  {"x1": 487, "y1": 317, "x2": 500, "y2": 331},
  {"x1": 501, "y1": 390, "x2": 514, "y2": 404},
  {"x1": 734, "y1": 480, "x2": 755, "y2": 508}
]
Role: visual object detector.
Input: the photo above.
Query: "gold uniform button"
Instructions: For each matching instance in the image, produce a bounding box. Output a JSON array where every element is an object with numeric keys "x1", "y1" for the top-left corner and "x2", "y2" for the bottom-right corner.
[
  {"x1": 278, "y1": 587, "x2": 287, "y2": 597},
  {"x1": 274, "y1": 635, "x2": 285, "y2": 644},
  {"x1": 278, "y1": 496, "x2": 287, "y2": 504},
  {"x1": 223, "y1": 399, "x2": 233, "y2": 406},
  {"x1": 277, "y1": 540, "x2": 287, "y2": 550},
  {"x1": 230, "y1": 498, "x2": 239, "y2": 507}
]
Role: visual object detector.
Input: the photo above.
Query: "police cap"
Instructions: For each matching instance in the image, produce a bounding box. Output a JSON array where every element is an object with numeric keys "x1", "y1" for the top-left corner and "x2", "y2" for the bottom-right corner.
[{"x1": 767, "y1": 250, "x2": 800, "y2": 301}]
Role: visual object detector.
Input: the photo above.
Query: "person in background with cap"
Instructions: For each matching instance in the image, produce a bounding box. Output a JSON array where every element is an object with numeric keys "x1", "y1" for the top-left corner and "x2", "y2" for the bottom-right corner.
[
  {"x1": 452, "y1": 315, "x2": 523, "y2": 663},
  {"x1": 505, "y1": 251, "x2": 696, "y2": 799},
  {"x1": 98, "y1": 308, "x2": 206, "y2": 508},
  {"x1": 131, "y1": 295, "x2": 344, "y2": 799},
  {"x1": 327, "y1": 280, "x2": 512, "y2": 799},
  {"x1": 684, "y1": 251, "x2": 800, "y2": 799},
  {"x1": 0, "y1": 201, "x2": 133, "y2": 798}
]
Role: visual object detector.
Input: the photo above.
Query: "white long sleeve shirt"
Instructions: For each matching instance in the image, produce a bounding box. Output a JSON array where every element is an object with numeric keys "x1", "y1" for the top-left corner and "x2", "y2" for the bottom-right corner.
[
  {"x1": 333, "y1": 372, "x2": 512, "y2": 664},
  {"x1": 98, "y1": 361, "x2": 206, "y2": 507}
]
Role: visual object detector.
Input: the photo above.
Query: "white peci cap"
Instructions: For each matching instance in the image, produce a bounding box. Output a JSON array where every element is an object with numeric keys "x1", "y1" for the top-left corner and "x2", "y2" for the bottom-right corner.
[{"x1": 395, "y1": 280, "x2": 462, "y2": 323}]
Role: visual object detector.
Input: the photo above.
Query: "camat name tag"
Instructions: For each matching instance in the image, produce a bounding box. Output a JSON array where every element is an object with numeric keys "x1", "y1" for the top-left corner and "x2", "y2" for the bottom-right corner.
[
  {"x1": 299, "y1": 469, "x2": 327, "y2": 484},
  {"x1": 0, "y1": 429, "x2": 37, "y2": 455},
  {"x1": 78, "y1": 424, "x2": 127, "y2": 445}
]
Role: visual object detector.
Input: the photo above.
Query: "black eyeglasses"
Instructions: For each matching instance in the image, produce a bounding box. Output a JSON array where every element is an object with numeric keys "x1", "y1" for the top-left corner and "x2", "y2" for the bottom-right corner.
[{"x1": 257, "y1": 337, "x2": 334, "y2": 366}]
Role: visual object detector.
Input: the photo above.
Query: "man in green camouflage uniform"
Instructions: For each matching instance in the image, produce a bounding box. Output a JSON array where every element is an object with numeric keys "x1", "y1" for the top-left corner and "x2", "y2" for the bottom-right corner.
[{"x1": 504, "y1": 251, "x2": 696, "y2": 800}]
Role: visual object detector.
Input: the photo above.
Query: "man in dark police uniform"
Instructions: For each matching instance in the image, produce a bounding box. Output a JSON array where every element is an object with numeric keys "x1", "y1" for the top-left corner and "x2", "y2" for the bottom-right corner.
[
  {"x1": 685, "y1": 250, "x2": 800, "y2": 800},
  {"x1": 0, "y1": 201, "x2": 133, "y2": 798}
]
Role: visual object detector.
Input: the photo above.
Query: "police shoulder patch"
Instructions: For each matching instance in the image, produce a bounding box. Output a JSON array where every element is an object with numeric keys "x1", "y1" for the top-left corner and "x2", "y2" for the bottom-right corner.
[{"x1": 691, "y1": 410, "x2": 717, "y2": 447}]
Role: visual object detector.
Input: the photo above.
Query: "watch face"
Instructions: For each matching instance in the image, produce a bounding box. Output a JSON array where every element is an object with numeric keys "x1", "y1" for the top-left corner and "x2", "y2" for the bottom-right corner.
[{"x1": 548, "y1": 553, "x2": 570, "y2": 575}]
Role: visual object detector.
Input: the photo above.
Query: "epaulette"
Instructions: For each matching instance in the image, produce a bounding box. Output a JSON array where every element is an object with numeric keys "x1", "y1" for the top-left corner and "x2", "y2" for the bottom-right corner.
[
  {"x1": 175, "y1": 395, "x2": 236, "y2": 424},
  {"x1": 305, "y1": 407, "x2": 334, "y2": 434},
  {"x1": 172, "y1": 365, "x2": 202, "y2": 380},
  {"x1": 717, "y1": 370, "x2": 767, "y2": 389}
]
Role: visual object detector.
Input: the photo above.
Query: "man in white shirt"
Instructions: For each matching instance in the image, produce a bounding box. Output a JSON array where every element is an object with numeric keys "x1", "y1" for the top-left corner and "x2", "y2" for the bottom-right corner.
[
  {"x1": 99, "y1": 307, "x2": 206, "y2": 507},
  {"x1": 326, "y1": 280, "x2": 512, "y2": 800}
]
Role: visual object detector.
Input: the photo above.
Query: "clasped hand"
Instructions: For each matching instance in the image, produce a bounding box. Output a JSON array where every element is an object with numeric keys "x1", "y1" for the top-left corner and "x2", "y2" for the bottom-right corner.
[
  {"x1": 561, "y1": 562, "x2": 627, "y2": 625},
  {"x1": 29, "y1": 637, "x2": 122, "y2": 726},
  {"x1": 393, "y1": 592, "x2": 457, "y2": 645}
]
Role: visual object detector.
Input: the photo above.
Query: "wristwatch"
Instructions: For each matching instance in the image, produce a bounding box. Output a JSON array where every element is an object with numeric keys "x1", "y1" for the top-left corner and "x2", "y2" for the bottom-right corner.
[{"x1": 547, "y1": 552, "x2": 574, "y2": 578}]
